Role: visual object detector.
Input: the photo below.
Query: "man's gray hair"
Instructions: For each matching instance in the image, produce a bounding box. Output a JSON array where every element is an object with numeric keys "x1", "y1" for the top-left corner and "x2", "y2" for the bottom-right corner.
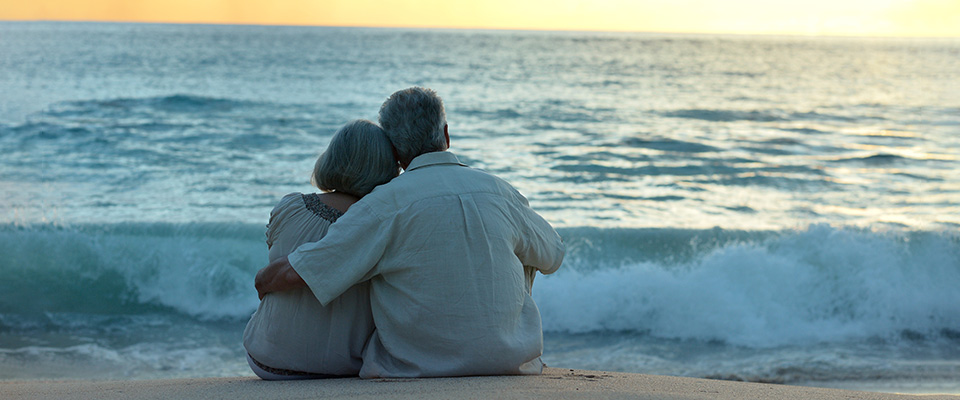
[
  {"x1": 312, "y1": 119, "x2": 399, "y2": 197},
  {"x1": 378, "y1": 87, "x2": 447, "y2": 164}
]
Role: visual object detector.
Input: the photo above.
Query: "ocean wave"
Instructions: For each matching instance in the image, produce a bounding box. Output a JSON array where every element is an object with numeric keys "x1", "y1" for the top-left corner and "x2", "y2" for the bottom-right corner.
[
  {"x1": 0, "y1": 223, "x2": 265, "y2": 321},
  {"x1": 12, "y1": 95, "x2": 329, "y2": 140},
  {"x1": 662, "y1": 109, "x2": 790, "y2": 122},
  {"x1": 693, "y1": 173, "x2": 835, "y2": 190},
  {"x1": 50, "y1": 95, "x2": 260, "y2": 116},
  {"x1": 829, "y1": 153, "x2": 932, "y2": 164},
  {"x1": 0, "y1": 94, "x2": 329, "y2": 190},
  {"x1": 536, "y1": 225, "x2": 960, "y2": 348},
  {"x1": 552, "y1": 161, "x2": 829, "y2": 190},
  {"x1": 662, "y1": 108, "x2": 866, "y2": 123},
  {"x1": 780, "y1": 127, "x2": 829, "y2": 135},
  {"x1": 622, "y1": 137, "x2": 719, "y2": 153},
  {"x1": 457, "y1": 108, "x2": 523, "y2": 119},
  {"x1": 554, "y1": 163, "x2": 740, "y2": 178},
  {"x1": 4, "y1": 223, "x2": 959, "y2": 349}
]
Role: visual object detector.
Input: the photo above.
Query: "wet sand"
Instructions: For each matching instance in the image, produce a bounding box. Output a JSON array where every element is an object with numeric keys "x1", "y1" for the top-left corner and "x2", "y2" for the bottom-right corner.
[{"x1": 3, "y1": 367, "x2": 957, "y2": 400}]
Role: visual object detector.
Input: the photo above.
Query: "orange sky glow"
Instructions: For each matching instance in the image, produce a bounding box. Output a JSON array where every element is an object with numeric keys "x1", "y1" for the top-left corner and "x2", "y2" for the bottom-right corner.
[{"x1": 2, "y1": 0, "x2": 959, "y2": 37}]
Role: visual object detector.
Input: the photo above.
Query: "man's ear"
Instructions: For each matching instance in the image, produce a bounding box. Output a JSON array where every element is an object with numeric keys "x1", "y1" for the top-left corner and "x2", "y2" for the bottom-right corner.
[
  {"x1": 392, "y1": 146, "x2": 409, "y2": 170},
  {"x1": 444, "y1": 124, "x2": 450, "y2": 149}
]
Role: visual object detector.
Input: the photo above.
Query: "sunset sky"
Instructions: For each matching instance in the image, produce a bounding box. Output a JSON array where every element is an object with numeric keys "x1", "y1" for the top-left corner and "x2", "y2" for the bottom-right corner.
[{"x1": 3, "y1": 0, "x2": 960, "y2": 37}]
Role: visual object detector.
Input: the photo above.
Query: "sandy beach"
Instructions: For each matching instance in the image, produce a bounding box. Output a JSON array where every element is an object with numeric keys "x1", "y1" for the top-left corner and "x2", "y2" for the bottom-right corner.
[{"x1": 3, "y1": 367, "x2": 957, "y2": 400}]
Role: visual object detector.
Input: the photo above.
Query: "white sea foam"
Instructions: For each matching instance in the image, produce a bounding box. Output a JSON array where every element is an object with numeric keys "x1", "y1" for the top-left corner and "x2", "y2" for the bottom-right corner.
[
  {"x1": 536, "y1": 225, "x2": 960, "y2": 347},
  {"x1": 0, "y1": 342, "x2": 251, "y2": 380}
]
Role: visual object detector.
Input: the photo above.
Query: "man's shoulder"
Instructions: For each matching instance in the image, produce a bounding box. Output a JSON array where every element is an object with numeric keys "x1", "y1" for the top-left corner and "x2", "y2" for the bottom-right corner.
[
  {"x1": 353, "y1": 157, "x2": 526, "y2": 214},
  {"x1": 459, "y1": 164, "x2": 523, "y2": 193},
  {"x1": 427, "y1": 161, "x2": 519, "y2": 192},
  {"x1": 431, "y1": 164, "x2": 530, "y2": 210}
]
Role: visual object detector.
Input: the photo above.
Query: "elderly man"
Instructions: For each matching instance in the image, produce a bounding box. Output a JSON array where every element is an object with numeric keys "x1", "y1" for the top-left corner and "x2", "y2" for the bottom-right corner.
[{"x1": 255, "y1": 87, "x2": 564, "y2": 378}]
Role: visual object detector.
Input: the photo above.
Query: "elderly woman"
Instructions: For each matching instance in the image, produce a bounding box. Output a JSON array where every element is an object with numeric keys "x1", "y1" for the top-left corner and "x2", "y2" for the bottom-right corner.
[{"x1": 243, "y1": 119, "x2": 399, "y2": 379}]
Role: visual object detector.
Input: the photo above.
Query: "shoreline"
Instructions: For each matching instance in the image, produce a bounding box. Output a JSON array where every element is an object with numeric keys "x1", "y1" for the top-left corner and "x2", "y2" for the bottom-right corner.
[{"x1": 3, "y1": 368, "x2": 957, "y2": 400}]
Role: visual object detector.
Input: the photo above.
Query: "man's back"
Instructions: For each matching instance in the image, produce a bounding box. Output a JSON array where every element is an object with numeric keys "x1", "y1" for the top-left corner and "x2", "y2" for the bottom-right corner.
[{"x1": 288, "y1": 151, "x2": 564, "y2": 378}]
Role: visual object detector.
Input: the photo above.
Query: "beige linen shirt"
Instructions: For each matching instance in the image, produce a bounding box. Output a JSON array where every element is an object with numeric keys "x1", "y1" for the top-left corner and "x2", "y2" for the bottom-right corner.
[{"x1": 287, "y1": 151, "x2": 565, "y2": 378}]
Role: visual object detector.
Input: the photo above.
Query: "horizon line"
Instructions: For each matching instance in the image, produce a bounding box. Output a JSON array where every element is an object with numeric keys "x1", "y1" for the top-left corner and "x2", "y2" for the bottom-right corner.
[{"x1": 4, "y1": 19, "x2": 960, "y2": 40}]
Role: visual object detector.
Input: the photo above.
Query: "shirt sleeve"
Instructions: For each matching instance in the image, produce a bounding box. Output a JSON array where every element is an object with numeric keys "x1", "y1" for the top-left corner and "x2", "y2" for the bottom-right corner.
[
  {"x1": 512, "y1": 195, "x2": 565, "y2": 275},
  {"x1": 286, "y1": 201, "x2": 393, "y2": 306}
]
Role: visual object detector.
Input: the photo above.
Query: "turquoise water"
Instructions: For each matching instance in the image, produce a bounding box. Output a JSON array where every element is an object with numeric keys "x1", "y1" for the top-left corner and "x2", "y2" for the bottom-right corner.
[{"x1": 1, "y1": 22, "x2": 958, "y2": 393}]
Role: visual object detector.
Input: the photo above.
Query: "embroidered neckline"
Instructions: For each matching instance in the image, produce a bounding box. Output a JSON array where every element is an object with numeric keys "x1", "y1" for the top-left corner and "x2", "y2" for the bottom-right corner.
[{"x1": 301, "y1": 193, "x2": 344, "y2": 223}]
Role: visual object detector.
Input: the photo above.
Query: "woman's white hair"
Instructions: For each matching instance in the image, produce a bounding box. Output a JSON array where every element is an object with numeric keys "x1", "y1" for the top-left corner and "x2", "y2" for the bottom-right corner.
[
  {"x1": 312, "y1": 119, "x2": 399, "y2": 197},
  {"x1": 378, "y1": 87, "x2": 447, "y2": 164}
]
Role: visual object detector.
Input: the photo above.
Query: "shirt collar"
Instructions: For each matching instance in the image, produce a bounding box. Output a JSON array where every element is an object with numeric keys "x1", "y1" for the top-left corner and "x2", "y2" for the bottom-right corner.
[{"x1": 405, "y1": 151, "x2": 466, "y2": 172}]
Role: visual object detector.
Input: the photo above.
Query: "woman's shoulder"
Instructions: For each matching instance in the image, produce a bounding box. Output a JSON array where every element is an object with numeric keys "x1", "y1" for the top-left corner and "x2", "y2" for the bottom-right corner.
[
  {"x1": 270, "y1": 192, "x2": 306, "y2": 216},
  {"x1": 266, "y1": 192, "x2": 345, "y2": 251},
  {"x1": 271, "y1": 192, "x2": 354, "y2": 224},
  {"x1": 300, "y1": 193, "x2": 346, "y2": 223}
]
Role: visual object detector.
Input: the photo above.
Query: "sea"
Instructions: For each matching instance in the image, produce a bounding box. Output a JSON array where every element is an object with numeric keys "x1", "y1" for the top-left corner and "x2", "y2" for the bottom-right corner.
[{"x1": 1, "y1": 21, "x2": 958, "y2": 394}]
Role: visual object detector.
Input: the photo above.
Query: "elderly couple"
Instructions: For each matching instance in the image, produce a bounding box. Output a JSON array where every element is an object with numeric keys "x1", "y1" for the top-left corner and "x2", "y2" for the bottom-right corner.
[{"x1": 243, "y1": 87, "x2": 565, "y2": 379}]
